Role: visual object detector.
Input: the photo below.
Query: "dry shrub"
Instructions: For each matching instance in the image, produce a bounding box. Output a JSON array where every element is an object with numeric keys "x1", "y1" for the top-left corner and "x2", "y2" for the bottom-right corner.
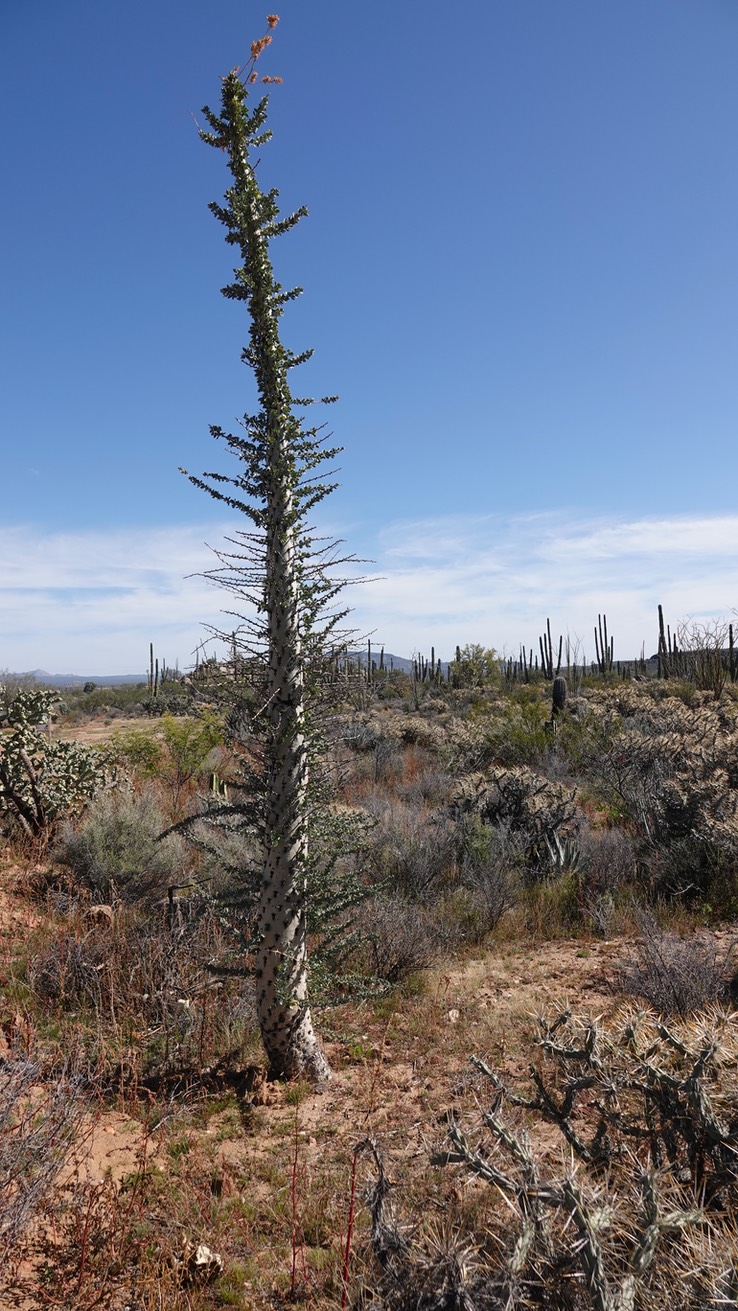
[
  {"x1": 617, "y1": 913, "x2": 737, "y2": 1015},
  {"x1": 7, "y1": 1166, "x2": 174, "y2": 1309},
  {"x1": 0, "y1": 1058, "x2": 86, "y2": 1255},
  {"x1": 455, "y1": 814, "x2": 522, "y2": 930},
  {"x1": 394, "y1": 754, "x2": 453, "y2": 808},
  {"x1": 578, "y1": 822, "x2": 637, "y2": 892},
  {"x1": 343, "y1": 719, "x2": 383, "y2": 753},
  {"x1": 363, "y1": 793, "x2": 455, "y2": 902},
  {"x1": 54, "y1": 784, "x2": 188, "y2": 904},
  {"x1": 29, "y1": 933, "x2": 106, "y2": 1008},
  {"x1": 25, "y1": 907, "x2": 256, "y2": 1085},
  {"x1": 353, "y1": 895, "x2": 453, "y2": 984},
  {"x1": 576, "y1": 823, "x2": 638, "y2": 935}
]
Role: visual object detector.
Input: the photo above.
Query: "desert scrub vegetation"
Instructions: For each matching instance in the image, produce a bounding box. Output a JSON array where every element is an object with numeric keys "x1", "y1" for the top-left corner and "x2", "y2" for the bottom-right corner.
[
  {"x1": 566, "y1": 686, "x2": 738, "y2": 908},
  {"x1": 107, "y1": 710, "x2": 225, "y2": 815},
  {"x1": 4, "y1": 686, "x2": 738, "y2": 1300},
  {"x1": 324, "y1": 670, "x2": 738, "y2": 954},
  {"x1": 616, "y1": 911, "x2": 738, "y2": 1015},
  {"x1": 9, "y1": 668, "x2": 738, "y2": 1048},
  {"x1": 22, "y1": 904, "x2": 258, "y2": 1087},
  {"x1": 0, "y1": 1055, "x2": 87, "y2": 1256},
  {"x1": 4, "y1": 662, "x2": 738, "y2": 1303},
  {"x1": 54, "y1": 786, "x2": 188, "y2": 904}
]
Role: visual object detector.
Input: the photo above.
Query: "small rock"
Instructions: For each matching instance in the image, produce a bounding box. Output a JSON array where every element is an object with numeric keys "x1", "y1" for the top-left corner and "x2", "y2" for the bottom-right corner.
[{"x1": 174, "y1": 1239, "x2": 224, "y2": 1285}]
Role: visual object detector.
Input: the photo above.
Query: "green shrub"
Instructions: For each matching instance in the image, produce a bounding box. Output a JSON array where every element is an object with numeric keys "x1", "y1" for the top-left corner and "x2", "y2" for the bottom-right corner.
[
  {"x1": 108, "y1": 725, "x2": 163, "y2": 777},
  {"x1": 478, "y1": 698, "x2": 550, "y2": 766},
  {"x1": 108, "y1": 712, "x2": 224, "y2": 811},
  {"x1": 158, "y1": 712, "x2": 223, "y2": 803},
  {"x1": 54, "y1": 785, "x2": 187, "y2": 904},
  {"x1": 59, "y1": 682, "x2": 149, "y2": 716}
]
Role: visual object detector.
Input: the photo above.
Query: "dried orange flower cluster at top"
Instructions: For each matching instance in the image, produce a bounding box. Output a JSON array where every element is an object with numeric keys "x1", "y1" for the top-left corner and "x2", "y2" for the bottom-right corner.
[{"x1": 246, "y1": 15, "x2": 282, "y2": 83}]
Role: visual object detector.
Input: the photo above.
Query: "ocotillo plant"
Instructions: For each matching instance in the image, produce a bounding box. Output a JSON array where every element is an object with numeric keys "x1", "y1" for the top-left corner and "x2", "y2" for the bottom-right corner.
[{"x1": 181, "y1": 21, "x2": 357, "y2": 1082}]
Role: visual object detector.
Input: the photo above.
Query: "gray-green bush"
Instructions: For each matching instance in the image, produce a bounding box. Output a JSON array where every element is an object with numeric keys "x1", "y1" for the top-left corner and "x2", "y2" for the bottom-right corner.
[{"x1": 54, "y1": 785, "x2": 187, "y2": 904}]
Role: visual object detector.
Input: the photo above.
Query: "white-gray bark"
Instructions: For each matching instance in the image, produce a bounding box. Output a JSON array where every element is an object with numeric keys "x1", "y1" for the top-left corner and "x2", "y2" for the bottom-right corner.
[{"x1": 253, "y1": 424, "x2": 331, "y2": 1082}]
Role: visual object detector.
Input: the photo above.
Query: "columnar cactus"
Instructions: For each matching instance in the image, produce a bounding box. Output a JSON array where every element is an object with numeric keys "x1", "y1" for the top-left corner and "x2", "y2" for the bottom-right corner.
[
  {"x1": 594, "y1": 612, "x2": 614, "y2": 674},
  {"x1": 551, "y1": 673, "x2": 567, "y2": 716},
  {"x1": 539, "y1": 618, "x2": 562, "y2": 680}
]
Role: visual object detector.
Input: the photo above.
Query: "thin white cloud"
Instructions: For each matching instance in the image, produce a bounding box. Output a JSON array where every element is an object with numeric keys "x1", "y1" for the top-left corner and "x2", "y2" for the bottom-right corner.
[
  {"x1": 0, "y1": 523, "x2": 240, "y2": 674},
  {"x1": 1, "y1": 511, "x2": 737, "y2": 673},
  {"x1": 360, "y1": 511, "x2": 738, "y2": 662}
]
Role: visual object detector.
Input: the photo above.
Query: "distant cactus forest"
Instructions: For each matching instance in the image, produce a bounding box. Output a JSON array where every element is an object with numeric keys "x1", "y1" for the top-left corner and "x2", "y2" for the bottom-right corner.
[{"x1": 136, "y1": 602, "x2": 738, "y2": 705}]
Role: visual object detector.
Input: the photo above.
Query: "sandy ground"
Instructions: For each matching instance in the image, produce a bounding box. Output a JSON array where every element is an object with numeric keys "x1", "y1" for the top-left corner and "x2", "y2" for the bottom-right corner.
[{"x1": 50, "y1": 715, "x2": 157, "y2": 747}]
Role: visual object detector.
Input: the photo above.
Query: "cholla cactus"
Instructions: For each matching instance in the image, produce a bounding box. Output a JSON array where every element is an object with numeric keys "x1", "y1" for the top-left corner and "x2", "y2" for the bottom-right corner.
[
  {"x1": 453, "y1": 765, "x2": 578, "y2": 869},
  {"x1": 577, "y1": 687, "x2": 738, "y2": 896},
  {"x1": 0, "y1": 687, "x2": 110, "y2": 838},
  {"x1": 361, "y1": 1008, "x2": 738, "y2": 1309}
]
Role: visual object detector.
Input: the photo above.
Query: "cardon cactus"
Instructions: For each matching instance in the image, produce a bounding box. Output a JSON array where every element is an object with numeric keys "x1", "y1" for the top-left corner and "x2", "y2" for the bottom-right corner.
[{"x1": 551, "y1": 674, "x2": 567, "y2": 716}]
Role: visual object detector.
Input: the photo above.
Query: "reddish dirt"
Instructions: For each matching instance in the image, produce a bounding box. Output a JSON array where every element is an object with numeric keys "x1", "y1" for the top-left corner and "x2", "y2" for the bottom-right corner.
[{"x1": 206, "y1": 935, "x2": 625, "y2": 1184}]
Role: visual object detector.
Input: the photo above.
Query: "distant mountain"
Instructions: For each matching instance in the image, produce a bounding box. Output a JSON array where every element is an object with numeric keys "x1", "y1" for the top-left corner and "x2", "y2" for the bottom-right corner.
[
  {"x1": 350, "y1": 651, "x2": 451, "y2": 675},
  {"x1": 20, "y1": 670, "x2": 146, "y2": 688},
  {"x1": 351, "y1": 650, "x2": 412, "y2": 674}
]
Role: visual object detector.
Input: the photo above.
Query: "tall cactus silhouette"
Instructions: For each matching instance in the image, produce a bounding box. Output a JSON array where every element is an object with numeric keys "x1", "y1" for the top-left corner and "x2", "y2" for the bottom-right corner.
[{"x1": 181, "y1": 23, "x2": 353, "y2": 1081}]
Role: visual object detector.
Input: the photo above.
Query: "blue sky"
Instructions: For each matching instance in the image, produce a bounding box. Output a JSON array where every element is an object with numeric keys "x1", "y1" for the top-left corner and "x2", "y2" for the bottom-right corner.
[{"x1": 2, "y1": 0, "x2": 738, "y2": 672}]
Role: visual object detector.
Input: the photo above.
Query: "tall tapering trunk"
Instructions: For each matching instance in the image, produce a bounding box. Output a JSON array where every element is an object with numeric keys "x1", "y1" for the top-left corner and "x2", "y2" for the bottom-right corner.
[
  {"x1": 186, "y1": 47, "x2": 345, "y2": 1084},
  {"x1": 253, "y1": 429, "x2": 330, "y2": 1081},
  {"x1": 223, "y1": 74, "x2": 330, "y2": 1082}
]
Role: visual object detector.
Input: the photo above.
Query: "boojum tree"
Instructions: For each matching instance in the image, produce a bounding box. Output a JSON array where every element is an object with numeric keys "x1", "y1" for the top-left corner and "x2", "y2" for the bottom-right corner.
[{"x1": 183, "y1": 22, "x2": 352, "y2": 1082}]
